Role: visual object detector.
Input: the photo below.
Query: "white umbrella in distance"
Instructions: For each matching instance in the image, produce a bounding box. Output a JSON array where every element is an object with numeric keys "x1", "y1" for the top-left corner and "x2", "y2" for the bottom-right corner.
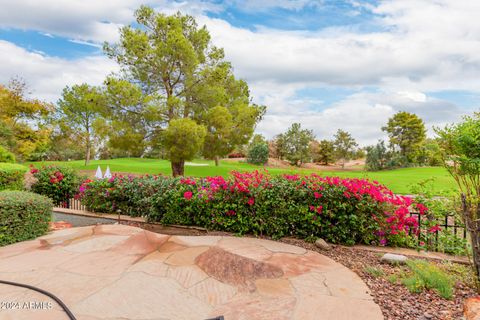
[
  {"x1": 104, "y1": 166, "x2": 112, "y2": 179},
  {"x1": 95, "y1": 166, "x2": 103, "y2": 179}
]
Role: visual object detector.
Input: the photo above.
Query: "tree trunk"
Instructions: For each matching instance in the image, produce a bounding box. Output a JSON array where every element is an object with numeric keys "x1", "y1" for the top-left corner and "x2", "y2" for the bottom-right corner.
[
  {"x1": 214, "y1": 156, "x2": 219, "y2": 166},
  {"x1": 85, "y1": 143, "x2": 91, "y2": 166},
  {"x1": 462, "y1": 194, "x2": 480, "y2": 280},
  {"x1": 171, "y1": 160, "x2": 185, "y2": 177}
]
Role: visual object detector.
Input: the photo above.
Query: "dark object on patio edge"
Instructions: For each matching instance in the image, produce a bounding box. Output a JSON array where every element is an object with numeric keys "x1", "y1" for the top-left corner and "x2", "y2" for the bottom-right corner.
[{"x1": 0, "y1": 279, "x2": 77, "y2": 320}]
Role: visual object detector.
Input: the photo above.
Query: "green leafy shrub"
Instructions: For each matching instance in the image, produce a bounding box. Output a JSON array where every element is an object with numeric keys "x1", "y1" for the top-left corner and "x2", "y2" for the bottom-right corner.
[
  {"x1": 0, "y1": 191, "x2": 52, "y2": 246},
  {"x1": 0, "y1": 163, "x2": 26, "y2": 191},
  {"x1": 402, "y1": 259, "x2": 454, "y2": 299},
  {"x1": 0, "y1": 146, "x2": 15, "y2": 163},
  {"x1": 78, "y1": 171, "x2": 430, "y2": 245},
  {"x1": 30, "y1": 165, "x2": 81, "y2": 205},
  {"x1": 247, "y1": 142, "x2": 269, "y2": 165}
]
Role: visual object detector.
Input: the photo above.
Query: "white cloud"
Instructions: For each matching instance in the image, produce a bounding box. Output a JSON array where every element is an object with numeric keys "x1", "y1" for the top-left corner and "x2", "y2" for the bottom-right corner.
[
  {"x1": 224, "y1": 0, "x2": 319, "y2": 12},
  {"x1": 0, "y1": 0, "x2": 222, "y2": 43},
  {"x1": 0, "y1": 40, "x2": 118, "y2": 102}
]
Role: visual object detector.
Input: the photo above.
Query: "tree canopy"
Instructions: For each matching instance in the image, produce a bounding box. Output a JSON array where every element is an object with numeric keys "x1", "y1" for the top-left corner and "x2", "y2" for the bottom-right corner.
[
  {"x1": 0, "y1": 79, "x2": 53, "y2": 161},
  {"x1": 57, "y1": 84, "x2": 106, "y2": 165},
  {"x1": 333, "y1": 129, "x2": 358, "y2": 169},
  {"x1": 382, "y1": 111, "x2": 426, "y2": 162},
  {"x1": 311, "y1": 139, "x2": 335, "y2": 165},
  {"x1": 103, "y1": 6, "x2": 264, "y2": 175},
  {"x1": 278, "y1": 123, "x2": 315, "y2": 166},
  {"x1": 435, "y1": 112, "x2": 480, "y2": 279}
]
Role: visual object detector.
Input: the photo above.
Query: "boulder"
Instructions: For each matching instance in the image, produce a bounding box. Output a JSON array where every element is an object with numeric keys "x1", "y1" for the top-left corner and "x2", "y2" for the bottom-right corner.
[
  {"x1": 315, "y1": 238, "x2": 331, "y2": 251},
  {"x1": 465, "y1": 297, "x2": 480, "y2": 320},
  {"x1": 380, "y1": 253, "x2": 408, "y2": 265}
]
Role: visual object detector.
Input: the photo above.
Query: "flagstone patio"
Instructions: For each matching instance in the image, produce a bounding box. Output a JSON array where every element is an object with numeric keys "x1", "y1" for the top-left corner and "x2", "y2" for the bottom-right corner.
[{"x1": 0, "y1": 225, "x2": 383, "y2": 320}]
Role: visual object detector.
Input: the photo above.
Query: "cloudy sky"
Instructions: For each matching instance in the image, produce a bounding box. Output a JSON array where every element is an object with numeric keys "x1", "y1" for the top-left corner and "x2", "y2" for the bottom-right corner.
[{"x1": 1, "y1": 0, "x2": 479, "y2": 145}]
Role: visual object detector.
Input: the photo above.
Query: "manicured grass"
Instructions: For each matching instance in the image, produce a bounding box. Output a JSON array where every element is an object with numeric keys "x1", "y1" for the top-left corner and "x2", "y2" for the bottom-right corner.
[{"x1": 28, "y1": 158, "x2": 456, "y2": 195}]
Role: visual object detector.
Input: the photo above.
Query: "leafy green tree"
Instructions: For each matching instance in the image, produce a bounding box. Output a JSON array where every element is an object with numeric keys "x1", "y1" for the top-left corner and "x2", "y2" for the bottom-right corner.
[
  {"x1": 333, "y1": 129, "x2": 358, "y2": 169},
  {"x1": 104, "y1": 6, "x2": 264, "y2": 175},
  {"x1": 0, "y1": 79, "x2": 52, "y2": 161},
  {"x1": 203, "y1": 106, "x2": 233, "y2": 166},
  {"x1": 272, "y1": 134, "x2": 287, "y2": 160},
  {"x1": 280, "y1": 123, "x2": 315, "y2": 166},
  {"x1": 163, "y1": 119, "x2": 206, "y2": 176},
  {"x1": 435, "y1": 113, "x2": 480, "y2": 279},
  {"x1": 102, "y1": 77, "x2": 151, "y2": 158},
  {"x1": 44, "y1": 123, "x2": 85, "y2": 161},
  {"x1": 312, "y1": 139, "x2": 335, "y2": 165},
  {"x1": 57, "y1": 84, "x2": 106, "y2": 165},
  {"x1": 0, "y1": 146, "x2": 15, "y2": 163},
  {"x1": 382, "y1": 111, "x2": 426, "y2": 162},
  {"x1": 417, "y1": 138, "x2": 442, "y2": 166},
  {"x1": 365, "y1": 141, "x2": 391, "y2": 171},
  {"x1": 247, "y1": 142, "x2": 269, "y2": 165},
  {"x1": 250, "y1": 134, "x2": 266, "y2": 146},
  {"x1": 353, "y1": 148, "x2": 366, "y2": 160}
]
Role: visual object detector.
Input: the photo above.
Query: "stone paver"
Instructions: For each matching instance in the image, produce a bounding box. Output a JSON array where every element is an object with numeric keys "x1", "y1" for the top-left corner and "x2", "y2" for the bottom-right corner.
[{"x1": 0, "y1": 225, "x2": 383, "y2": 320}]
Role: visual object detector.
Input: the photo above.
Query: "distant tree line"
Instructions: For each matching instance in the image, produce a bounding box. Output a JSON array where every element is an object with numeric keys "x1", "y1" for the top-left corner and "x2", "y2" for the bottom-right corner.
[
  {"x1": 242, "y1": 123, "x2": 363, "y2": 168},
  {"x1": 365, "y1": 111, "x2": 442, "y2": 171}
]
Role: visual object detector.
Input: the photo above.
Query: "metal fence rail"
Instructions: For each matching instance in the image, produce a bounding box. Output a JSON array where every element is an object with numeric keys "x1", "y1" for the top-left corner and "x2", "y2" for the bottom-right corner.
[{"x1": 410, "y1": 211, "x2": 467, "y2": 252}]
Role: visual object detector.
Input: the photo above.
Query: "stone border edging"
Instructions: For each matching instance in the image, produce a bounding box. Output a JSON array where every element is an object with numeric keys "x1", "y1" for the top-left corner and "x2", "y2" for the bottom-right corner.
[
  {"x1": 52, "y1": 208, "x2": 208, "y2": 231},
  {"x1": 348, "y1": 244, "x2": 470, "y2": 265}
]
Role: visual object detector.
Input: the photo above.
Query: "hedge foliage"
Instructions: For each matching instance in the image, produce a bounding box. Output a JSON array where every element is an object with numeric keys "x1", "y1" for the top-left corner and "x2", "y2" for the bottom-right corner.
[
  {"x1": 0, "y1": 163, "x2": 26, "y2": 191},
  {"x1": 78, "y1": 171, "x2": 431, "y2": 245},
  {"x1": 30, "y1": 165, "x2": 82, "y2": 205},
  {"x1": 0, "y1": 191, "x2": 52, "y2": 246}
]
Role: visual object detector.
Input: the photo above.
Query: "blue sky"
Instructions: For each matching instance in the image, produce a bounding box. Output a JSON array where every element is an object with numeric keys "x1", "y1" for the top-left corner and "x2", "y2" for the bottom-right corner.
[{"x1": 0, "y1": 0, "x2": 478, "y2": 145}]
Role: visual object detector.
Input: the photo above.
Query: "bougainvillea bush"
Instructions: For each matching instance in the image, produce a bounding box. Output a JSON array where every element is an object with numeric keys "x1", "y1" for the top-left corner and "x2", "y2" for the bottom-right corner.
[
  {"x1": 78, "y1": 171, "x2": 435, "y2": 245},
  {"x1": 30, "y1": 165, "x2": 82, "y2": 205}
]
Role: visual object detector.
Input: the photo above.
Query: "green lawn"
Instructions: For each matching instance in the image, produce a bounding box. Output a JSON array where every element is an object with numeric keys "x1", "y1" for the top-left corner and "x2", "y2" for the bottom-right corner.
[{"x1": 28, "y1": 158, "x2": 456, "y2": 195}]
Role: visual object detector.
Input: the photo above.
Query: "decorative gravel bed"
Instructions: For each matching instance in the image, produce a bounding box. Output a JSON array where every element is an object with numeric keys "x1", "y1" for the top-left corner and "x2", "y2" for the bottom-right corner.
[{"x1": 280, "y1": 238, "x2": 477, "y2": 320}]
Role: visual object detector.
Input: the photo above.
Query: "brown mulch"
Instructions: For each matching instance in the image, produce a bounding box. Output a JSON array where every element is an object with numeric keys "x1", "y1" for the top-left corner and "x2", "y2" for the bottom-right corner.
[{"x1": 280, "y1": 238, "x2": 476, "y2": 320}]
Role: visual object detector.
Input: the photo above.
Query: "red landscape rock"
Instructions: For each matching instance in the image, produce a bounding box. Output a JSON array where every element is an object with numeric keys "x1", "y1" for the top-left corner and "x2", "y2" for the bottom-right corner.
[
  {"x1": 465, "y1": 297, "x2": 480, "y2": 320},
  {"x1": 49, "y1": 221, "x2": 73, "y2": 231}
]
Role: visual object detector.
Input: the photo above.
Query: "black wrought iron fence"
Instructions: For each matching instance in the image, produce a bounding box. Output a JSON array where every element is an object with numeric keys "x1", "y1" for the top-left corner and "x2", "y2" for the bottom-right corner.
[{"x1": 409, "y1": 211, "x2": 467, "y2": 253}]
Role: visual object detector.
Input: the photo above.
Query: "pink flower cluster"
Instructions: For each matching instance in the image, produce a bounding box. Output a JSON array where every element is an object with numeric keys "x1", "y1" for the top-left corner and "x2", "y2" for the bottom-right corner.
[
  {"x1": 295, "y1": 174, "x2": 436, "y2": 243},
  {"x1": 49, "y1": 171, "x2": 64, "y2": 184}
]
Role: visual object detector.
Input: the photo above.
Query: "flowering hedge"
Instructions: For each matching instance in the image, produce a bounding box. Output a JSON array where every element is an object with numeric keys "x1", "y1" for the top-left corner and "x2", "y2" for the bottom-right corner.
[
  {"x1": 77, "y1": 171, "x2": 435, "y2": 245},
  {"x1": 30, "y1": 165, "x2": 81, "y2": 206}
]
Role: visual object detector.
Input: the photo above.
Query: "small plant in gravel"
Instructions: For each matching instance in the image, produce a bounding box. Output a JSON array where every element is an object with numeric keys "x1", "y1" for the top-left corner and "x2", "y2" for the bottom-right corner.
[
  {"x1": 387, "y1": 274, "x2": 398, "y2": 284},
  {"x1": 364, "y1": 266, "x2": 384, "y2": 278},
  {"x1": 401, "y1": 259, "x2": 454, "y2": 299}
]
